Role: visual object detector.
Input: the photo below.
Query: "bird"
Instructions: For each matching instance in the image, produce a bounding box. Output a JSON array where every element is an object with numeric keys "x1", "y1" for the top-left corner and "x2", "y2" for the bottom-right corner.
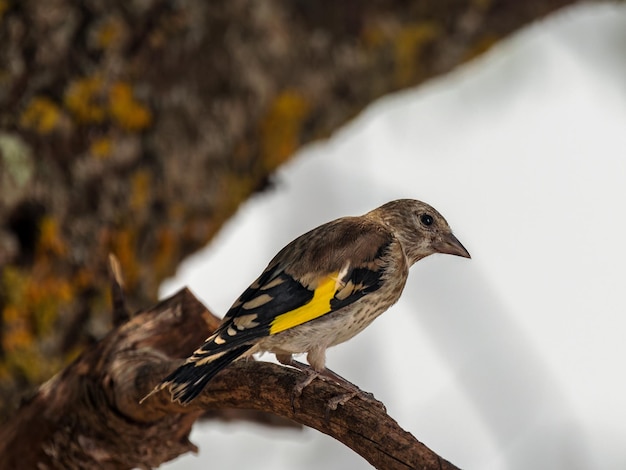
[{"x1": 143, "y1": 199, "x2": 470, "y2": 405}]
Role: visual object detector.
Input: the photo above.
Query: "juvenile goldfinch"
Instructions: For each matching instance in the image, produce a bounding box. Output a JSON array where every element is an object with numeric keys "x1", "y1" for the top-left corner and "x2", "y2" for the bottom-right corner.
[{"x1": 146, "y1": 199, "x2": 470, "y2": 405}]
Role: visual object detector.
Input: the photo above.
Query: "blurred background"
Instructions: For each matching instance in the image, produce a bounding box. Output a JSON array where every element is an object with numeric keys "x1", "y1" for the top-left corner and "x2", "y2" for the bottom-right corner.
[{"x1": 1, "y1": 1, "x2": 625, "y2": 469}]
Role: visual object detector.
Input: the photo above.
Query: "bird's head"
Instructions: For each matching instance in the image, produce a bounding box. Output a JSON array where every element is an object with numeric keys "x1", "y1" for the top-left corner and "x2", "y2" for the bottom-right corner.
[{"x1": 369, "y1": 199, "x2": 471, "y2": 265}]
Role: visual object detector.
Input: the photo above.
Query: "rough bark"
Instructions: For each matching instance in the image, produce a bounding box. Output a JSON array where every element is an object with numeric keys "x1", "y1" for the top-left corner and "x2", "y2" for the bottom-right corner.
[
  {"x1": 0, "y1": 0, "x2": 600, "y2": 420},
  {"x1": 0, "y1": 288, "x2": 460, "y2": 469}
]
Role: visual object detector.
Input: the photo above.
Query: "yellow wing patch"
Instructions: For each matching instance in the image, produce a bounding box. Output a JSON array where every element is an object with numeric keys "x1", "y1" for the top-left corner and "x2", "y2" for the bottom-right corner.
[{"x1": 269, "y1": 274, "x2": 338, "y2": 335}]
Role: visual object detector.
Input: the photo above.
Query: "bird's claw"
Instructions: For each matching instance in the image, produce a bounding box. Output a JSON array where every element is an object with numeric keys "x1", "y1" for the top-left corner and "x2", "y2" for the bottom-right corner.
[
  {"x1": 326, "y1": 391, "x2": 358, "y2": 411},
  {"x1": 325, "y1": 389, "x2": 386, "y2": 414},
  {"x1": 290, "y1": 370, "x2": 319, "y2": 410}
]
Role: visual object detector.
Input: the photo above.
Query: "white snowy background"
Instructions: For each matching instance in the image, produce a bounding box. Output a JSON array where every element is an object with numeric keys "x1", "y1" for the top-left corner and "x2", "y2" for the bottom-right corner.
[{"x1": 161, "y1": 4, "x2": 626, "y2": 469}]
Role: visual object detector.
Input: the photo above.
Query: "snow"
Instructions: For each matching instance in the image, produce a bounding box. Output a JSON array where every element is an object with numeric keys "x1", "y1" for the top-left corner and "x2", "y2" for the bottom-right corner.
[{"x1": 161, "y1": 4, "x2": 626, "y2": 469}]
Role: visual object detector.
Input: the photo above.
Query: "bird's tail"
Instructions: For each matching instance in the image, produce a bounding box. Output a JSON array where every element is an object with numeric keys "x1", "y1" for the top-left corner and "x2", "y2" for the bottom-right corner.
[{"x1": 142, "y1": 343, "x2": 253, "y2": 405}]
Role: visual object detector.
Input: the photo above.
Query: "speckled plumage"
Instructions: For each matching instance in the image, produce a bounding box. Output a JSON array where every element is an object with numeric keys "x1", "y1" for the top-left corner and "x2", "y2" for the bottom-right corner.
[{"x1": 144, "y1": 199, "x2": 470, "y2": 405}]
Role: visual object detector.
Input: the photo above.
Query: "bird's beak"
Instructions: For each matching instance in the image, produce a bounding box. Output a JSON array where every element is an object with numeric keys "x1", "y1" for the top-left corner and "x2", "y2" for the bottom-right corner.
[{"x1": 435, "y1": 233, "x2": 471, "y2": 259}]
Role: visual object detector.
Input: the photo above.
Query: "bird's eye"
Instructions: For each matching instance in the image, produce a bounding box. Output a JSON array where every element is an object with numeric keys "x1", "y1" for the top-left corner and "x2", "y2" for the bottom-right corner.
[{"x1": 420, "y1": 214, "x2": 434, "y2": 226}]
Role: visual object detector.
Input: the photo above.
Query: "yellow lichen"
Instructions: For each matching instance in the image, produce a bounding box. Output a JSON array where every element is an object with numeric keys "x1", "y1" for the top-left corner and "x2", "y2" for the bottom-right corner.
[
  {"x1": 361, "y1": 24, "x2": 388, "y2": 49},
  {"x1": 473, "y1": 0, "x2": 493, "y2": 9},
  {"x1": 24, "y1": 274, "x2": 73, "y2": 336},
  {"x1": 92, "y1": 16, "x2": 127, "y2": 50},
  {"x1": 2, "y1": 305, "x2": 33, "y2": 353},
  {"x1": 64, "y1": 76, "x2": 107, "y2": 124},
  {"x1": 1, "y1": 263, "x2": 73, "y2": 377},
  {"x1": 130, "y1": 170, "x2": 151, "y2": 212},
  {"x1": 394, "y1": 23, "x2": 441, "y2": 86},
  {"x1": 19, "y1": 97, "x2": 62, "y2": 134},
  {"x1": 37, "y1": 217, "x2": 67, "y2": 257},
  {"x1": 260, "y1": 90, "x2": 310, "y2": 170},
  {"x1": 1, "y1": 266, "x2": 26, "y2": 307},
  {"x1": 154, "y1": 228, "x2": 177, "y2": 279},
  {"x1": 4, "y1": 342, "x2": 62, "y2": 383},
  {"x1": 108, "y1": 82, "x2": 152, "y2": 131},
  {"x1": 463, "y1": 35, "x2": 498, "y2": 62},
  {"x1": 0, "y1": 0, "x2": 10, "y2": 20},
  {"x1": 24, "y1": 273, "x2": 73, "y2": 308},
  {"x1": 73, "y1": 267, "x2": 93, "y2": 290},
  {"x1": 64, "y1": 76, "x2": 151, "y2": 131},
  {"x1": 90, "y1": 136, "x2": 113, "y2": 159}
]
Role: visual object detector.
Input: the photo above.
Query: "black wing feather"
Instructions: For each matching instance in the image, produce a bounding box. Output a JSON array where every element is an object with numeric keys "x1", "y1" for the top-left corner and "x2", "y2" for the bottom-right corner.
[
  {"x1": 330, "y1": 266, "x2": 385, "y2": 310},
  {"x1": 167, "y1": 344, "x2": 253, "y2": 404},
  {"x1": 193, "y1": 271, "x2": 314, "y2": 356}
]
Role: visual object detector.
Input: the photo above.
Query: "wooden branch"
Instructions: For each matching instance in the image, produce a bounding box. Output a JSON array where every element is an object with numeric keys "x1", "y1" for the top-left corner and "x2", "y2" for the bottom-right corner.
[{"x1": 0, "y1": 289, "x2": 459, "y2": 469}]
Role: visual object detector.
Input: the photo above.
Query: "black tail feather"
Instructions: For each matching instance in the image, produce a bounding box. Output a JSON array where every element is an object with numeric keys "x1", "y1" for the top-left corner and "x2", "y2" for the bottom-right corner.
[{"x1": 165, "y1": 344, "x2": 253, "y2": 404}]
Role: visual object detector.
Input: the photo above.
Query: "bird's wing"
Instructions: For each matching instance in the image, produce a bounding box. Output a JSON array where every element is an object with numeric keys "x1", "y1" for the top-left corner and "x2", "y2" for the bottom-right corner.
[{"x1": 193, "y1": 217, "x2": 395, "y2": 357}]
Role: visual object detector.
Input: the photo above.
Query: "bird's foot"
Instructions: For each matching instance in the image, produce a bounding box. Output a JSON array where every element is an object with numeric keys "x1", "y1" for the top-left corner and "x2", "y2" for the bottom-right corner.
[
  {"x1": 326, "y1": 388, "x2": 386, "y2": 413},
  {"x1": 290, "y1": 368, "x2": 319, "y2": 410},
  {"x1": 276, "y1": 355, "x2": 320, "y2": 409},
  {"x1": 326, "y1": 391, "x2": 358, "y2": 411},
  {"x1": 276, "y1": 356, "x2": 386, "y2": 413},
  {"x1": 314, "y1": 366, "x2": 386, "y2": 412}
]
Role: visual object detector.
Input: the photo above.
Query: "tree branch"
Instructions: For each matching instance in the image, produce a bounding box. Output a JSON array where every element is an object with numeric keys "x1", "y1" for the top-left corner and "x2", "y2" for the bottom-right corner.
[{"x1": 0, "y1": 289, "x2": 460, "y2": 469}]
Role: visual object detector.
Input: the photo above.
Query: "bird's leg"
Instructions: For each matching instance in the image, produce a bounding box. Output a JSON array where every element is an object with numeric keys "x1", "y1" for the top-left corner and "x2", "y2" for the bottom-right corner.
[
  {"x1": 276, "y1": 354, "x2": 321, "y2": 409},
  {"x1": 308, "y1": 350, "x2": 369, "y2": 401},
  {"x1": 276, "y1": 353, "x2": 385, "y2": 412},
  {"x1": 317, "y1": 366, "x2": 386, "y2": 412},
  {"x1": 276, "y1": 355, "x2": 310, "y2": 374}
]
